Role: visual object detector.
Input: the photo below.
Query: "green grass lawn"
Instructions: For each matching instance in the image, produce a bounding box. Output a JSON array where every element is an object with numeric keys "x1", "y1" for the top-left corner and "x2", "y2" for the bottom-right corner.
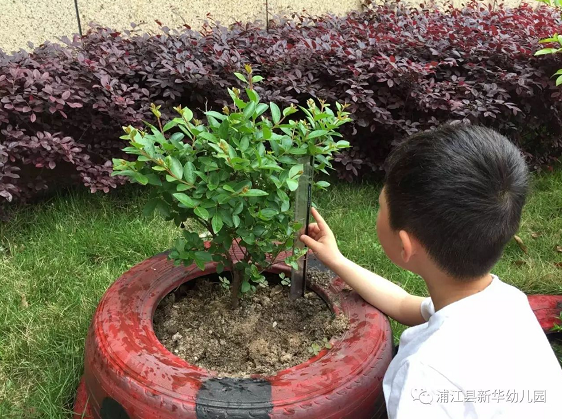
[{"x1": 1, "y1": 170, "x2": 561, "y2": 418}]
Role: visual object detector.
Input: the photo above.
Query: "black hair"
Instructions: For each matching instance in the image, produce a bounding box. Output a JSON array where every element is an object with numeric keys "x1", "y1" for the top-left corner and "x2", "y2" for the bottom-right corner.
[{"x1": 384, "y1": 124, "x2": 529, "y2": 279}]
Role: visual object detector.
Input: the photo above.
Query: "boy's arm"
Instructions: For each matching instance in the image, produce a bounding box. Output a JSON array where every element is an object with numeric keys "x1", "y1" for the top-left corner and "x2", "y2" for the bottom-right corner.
[
  {"x1": 300, "y1": 207, "x2": 426, "y2": 327},
  {"x1": 331, "y1": 257, "x2": 426, "y2": 327}
]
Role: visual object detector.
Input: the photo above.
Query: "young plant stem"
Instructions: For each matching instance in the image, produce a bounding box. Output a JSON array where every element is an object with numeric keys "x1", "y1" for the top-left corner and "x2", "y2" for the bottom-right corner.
[{"x1": 230, "y1": 265, "x2": 242, "y2": 309}]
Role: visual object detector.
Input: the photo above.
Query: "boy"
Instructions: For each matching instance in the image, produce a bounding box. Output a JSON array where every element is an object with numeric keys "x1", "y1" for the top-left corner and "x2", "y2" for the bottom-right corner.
[{"x1": 299, "y1": 125, "x2": 562, "y2": 418}]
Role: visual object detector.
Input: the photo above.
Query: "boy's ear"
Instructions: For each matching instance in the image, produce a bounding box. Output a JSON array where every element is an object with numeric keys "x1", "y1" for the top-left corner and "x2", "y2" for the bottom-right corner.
[{"x1": 399, "y1": 230, "x2": 414, "y2": 263}]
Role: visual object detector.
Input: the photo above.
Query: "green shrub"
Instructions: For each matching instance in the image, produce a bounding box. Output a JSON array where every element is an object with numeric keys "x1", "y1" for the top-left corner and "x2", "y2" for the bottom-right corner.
[{"x1": 113, "y1": 68, "x2": 351, "y2": 307}]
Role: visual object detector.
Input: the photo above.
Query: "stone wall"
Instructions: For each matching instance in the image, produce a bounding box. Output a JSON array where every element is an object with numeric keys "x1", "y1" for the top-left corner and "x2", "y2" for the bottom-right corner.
[
  {"x1": 0, "y1": 0, "x2": 528, "y2": 53},
  {"x1": 0, "y1": 0, "x2": 361, "y2": 53}
]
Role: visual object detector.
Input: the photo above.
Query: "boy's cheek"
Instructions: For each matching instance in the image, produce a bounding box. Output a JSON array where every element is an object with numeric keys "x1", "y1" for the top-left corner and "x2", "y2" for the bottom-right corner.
[{"x1": 377, "y1": 214, "x2": 402, "y2": 266}]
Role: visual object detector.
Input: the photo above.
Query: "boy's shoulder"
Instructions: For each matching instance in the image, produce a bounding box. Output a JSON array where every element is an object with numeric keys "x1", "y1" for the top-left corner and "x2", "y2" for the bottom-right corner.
[
  {"x1": 392, "y1": 275, "x2": 553, "y2": 383},
  {"x1": 421, "y1": 275, "x2": 529, "y2": 322},
  {"x1": 384, "y1": 275, "x2": 562, "y2": 418}
]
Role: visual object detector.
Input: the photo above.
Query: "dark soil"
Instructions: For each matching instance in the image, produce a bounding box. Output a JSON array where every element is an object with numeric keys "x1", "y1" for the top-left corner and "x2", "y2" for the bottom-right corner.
[
  {"x1": 153, "y1": 269, "x2": 349, "y2": 377},
  {"x1": 549, "y1": 335, "x2": 562, "y2": 367}
]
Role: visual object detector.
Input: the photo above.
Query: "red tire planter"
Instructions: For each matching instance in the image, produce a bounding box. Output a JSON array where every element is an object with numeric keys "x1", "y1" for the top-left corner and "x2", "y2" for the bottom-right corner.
[
  {"x1": 74, "y1": 250, "x2": 393, "y2": 419},
  {"x1": 527, "y1": 294, "x2": 562, "y2": 333}
]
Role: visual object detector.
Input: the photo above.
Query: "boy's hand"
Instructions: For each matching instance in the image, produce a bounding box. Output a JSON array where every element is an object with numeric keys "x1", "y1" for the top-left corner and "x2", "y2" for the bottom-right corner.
[
  {"x1": 299, "y1": 207, "x2": 344, "y2": 269},
  {"x1": 300, "y1": 208, "x2": 426, "y2": 326}
]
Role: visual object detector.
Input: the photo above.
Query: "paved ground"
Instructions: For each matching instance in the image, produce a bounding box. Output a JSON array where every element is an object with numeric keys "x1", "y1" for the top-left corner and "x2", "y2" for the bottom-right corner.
[{"x1": 0, "y1": 0, "x2": 363, "y2": 53}]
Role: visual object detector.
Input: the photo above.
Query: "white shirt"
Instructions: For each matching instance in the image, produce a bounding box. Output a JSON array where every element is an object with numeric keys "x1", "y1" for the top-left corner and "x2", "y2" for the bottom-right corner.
[{"x1": 383, "y1": 275, "x2": 562, "y2": 418}]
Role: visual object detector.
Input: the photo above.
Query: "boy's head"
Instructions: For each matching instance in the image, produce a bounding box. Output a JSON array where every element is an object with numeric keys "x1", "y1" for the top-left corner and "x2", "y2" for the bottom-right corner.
[{"x1": 377, "y1": 124, "x2": 529, "y2": 280}]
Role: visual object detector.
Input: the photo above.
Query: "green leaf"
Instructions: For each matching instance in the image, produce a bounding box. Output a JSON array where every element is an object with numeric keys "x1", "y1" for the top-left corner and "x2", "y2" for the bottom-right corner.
[
  {"x1": 313, "y1": 112, "x2": 331, "y2": 121},
  {"x1": 205, "y1": 111, "x2": 227, "y2": 121},
  {"x1": 155, "y1": 201, "x2": 170, "y2": 218},
  {"x1": 278, "y1": 155, "x2": 297, "y2": 165},
  {"x1": 289, "y1": 164, "x2": 304, "y2": 179},
  {"x1": 556, "y1": 75, "x2": 562, "y2": 86},
  {"x1": 180, "y1": 107, "x2": 193, "y2": 121},
  {"x1": 212, "y1": 214, "x2": 224, "y2": 233},
  {"x1": 216, "y1": 193, "x2": 232, "y2": 205},
  {"x1": 255, "y1": 103, "x2": 269, "y2": 117},
  {"x1": 315, "y1": 181, "x2": 330, "y2": 188},
  {"x1": 196, "y1": 251, "x2": 213, "y2": 262},
  {"x1": 144, "y1": 174, "x2": 162, "y2": 186},
  {"x1": 183, "y1": 161, "x2": 196, "y2": 184},
  {"x1": 539, "y1": 36, "x2": 560, "y2": 44},
  {"x1": 232, "y1": 180, "x2": 252, "y2": 194},
  {"x1": 163, "y1": 119, "x2": 179, "y2": 132},
  {"x1": 553, "y1": 69, "x2": 562, "y2": 76},
  {"x1": 277, "y1": 189, "x2": 289, "y2": 201},
  {"x1": 169, "y1": 157, "x2": 183, "y2": 179},
  {"x1": 194, "y1": 251, "x2": 213, "y2": 264},
  {"x1": 269, "y1": 175, "x2": 282, "y2": 188},
  {"x1": 169, "y1": 131, "x2": 185, "y2": 145},
  {"x1": 201, "y1": 199, "x2": 216, "y2": 208},
  {"x1": 234, "y1": 72, "x2": 248, "y2": 83},
  {"x1": 199, "y1": 157, "x2": 219, "y2": 170},
  {"x1": 113, "y1": 169, "x2": 137, "y2": 178},
  {"x1": 194, "y1": 206, "x2": 210, "y2": 220},
  {"x1": 208, "y1": 172, "x2": 220, "y2": 190},
  {"x1": 287, "y1": 178, "x2": 299, "y2": 191},
  {"x1": 173, "y1": 193, "x2": 198, "y2": 208},
  {"x1": 253, "y1": 225, "x2": 266, "y2": 236},
  {"x1": 241, "y1": 189, "x2": 269, "y2": 197},
  {"x1": 233, "y1": 214, "x2": 241, "y2": 227},
  {"x1": 195, "y1": 171, "x2": 208, "y2": 182},
  {"x1": 262, "y1": 125, "x2": 272, "y2": 140},
  {"x1": 307, "y1": 130, "x2": 329, "y2": 140},
  {"x1": 143, "y1": 198, "x2": 159, "y2": 217},
  {"x1": 260, "y1": 161, "x2": 282, "y2": 171},
  {"x1": 233, "y1": 97, "x2": 247, "y2": 109},
  {"x1": 535, "y1": 48, "x2": 560, "y2": 56},
  {"x1": 240, "y1": 136, "x2": 250, "y2": 151},
  {"x1": 246, "y1": 89, "x2": 258, "y2": 103},
  {"x1": 219, "y1": 209, "x2": 233, "y2": 227},
  {"x1": 243, "y1": 101, "x2": 257, "y2": 119},
  {"x1": 270, "y1": 102, "x2": 281, "y2": 124},
  {"x1": 233, "y1": 200, "x2": 244, "y2": 215},
  {"x1": 230, "y1": 157, "x2": 250, "y2": 169},
  {"x1": 198, "y1": 132, "x2": 218, "y2": 142},
  {"x1": 177, "y1": 184, "x2": 190, "y2": 192},
  {"x1": 260, "y1": 208, "x2": 278, "y2": 219},
  {"x1": 252, "y1": 75, "x2": 264, "y2": 83},
  {"x1": 283, "y1": 105, "x2": 297, "y2": 117},
  {"x1": 132, "y1": 172, "x2": 148, "y2": 185},
  {"x1": 194, "y1": 258, "x2": 205, "y2": 270},
  {"x1": 289, "y1": 147, "x2": 307, "y2": 155},
  {"x1": 308, "y1": 144, "x2": 323, "y2": 154},
  {"x1": 241, "y1": 280, "x2": 251, "y2": 293}
]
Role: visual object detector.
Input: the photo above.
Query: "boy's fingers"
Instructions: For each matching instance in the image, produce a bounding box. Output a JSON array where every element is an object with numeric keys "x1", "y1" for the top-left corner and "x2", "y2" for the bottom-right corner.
[
  {"x1": 311, "y1": 207, "x2": 329, "y2": 231},
  {"x1": 307, "y1": 223, "x2": 320, "y2": 235},
  {"x1": 299, "y1": 223, "x2": 318, "y2": 234},
  {"x1": 299, "y1": 234, "x2": 319, "y2": 252}
]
